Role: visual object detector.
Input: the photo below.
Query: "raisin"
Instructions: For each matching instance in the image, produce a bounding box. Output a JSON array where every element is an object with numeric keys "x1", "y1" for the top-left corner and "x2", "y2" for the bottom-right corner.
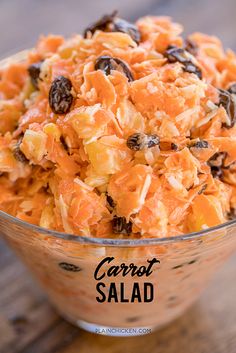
[
  {"x1": 12, "y1": 140, "x2": 28, "y2": 163},
  {"x1": 60, "y1": 136, "x2": 69, "y2": 153},
  {"x1": 165, "y1": 46, "x2": 188, "y2": 64},
  {"x1": 59, "y1": 262, "x2": 82, "y2": 272},
  {"x1": 191, "y1": 140, "x2": 209, "y2": 149},
  {"x1": 84, "y1": 11, "x2": 118, "y2": 37},
  {"x1": 106, "y1": 193, "x2": 116, "y2": 209},
  {"x1": 165, "y1": 46, "x2": 202, "y2": 79},
  {"x1": 28, "y1": 61, "x2": 43, "y2": 89},
  {"x1": 84, "y1": 11, "x2": 140, "y2": 44},
  {"x1": 112, "y1": 18, "x2": 141, "y2": 44},
  {"x1": 211, "y1": 166, "x2": 223, "y2": 179},
  {"x1": 127, "y1": 133, "x2": 160, "y2": 151},
  {"x1": 228, "y1": 83, "x2": 236, "y2": 95},
  {"x1": 171, "y1": 143, "x2": 178, "y2": 151},
  {"x1": 183, "y1": 62, "x2": 202, "y2": 79},
  {"x1": 95, "y1": 56, "x2": 134, "y2": 82},
  {"x1": 228, "y1": 207, "x2": 236, "y2": 220},
  {"x1": 185, "y1": 38, "x2": 198, "y2": 56},
  {"x1": 49, "y1": 76, "x2": 73, "y2": 114},
  {"x1": 217, "y1": 89, "x2": 236, "y2": 128},
  {"x1": 208, "y1": 152, "x2": 227, "y2": 179},
  {"x1": 146, "y1": 135, "x2": 160, "y2": 148},
  {"x1": 112, "y1": 216, "x2": 132, "y2": 234}
]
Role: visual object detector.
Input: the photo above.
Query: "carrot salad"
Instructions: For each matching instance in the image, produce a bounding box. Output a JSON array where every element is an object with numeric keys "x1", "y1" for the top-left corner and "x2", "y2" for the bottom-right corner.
[{"x1": 0, "y1": 13, "x2": 236, "y2": 238}]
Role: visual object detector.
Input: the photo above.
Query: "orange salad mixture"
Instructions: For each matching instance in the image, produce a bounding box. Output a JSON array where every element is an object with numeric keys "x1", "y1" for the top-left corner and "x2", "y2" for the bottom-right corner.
[{"x1": 1, "y1": 12, "x2": 236, "y2": 238}]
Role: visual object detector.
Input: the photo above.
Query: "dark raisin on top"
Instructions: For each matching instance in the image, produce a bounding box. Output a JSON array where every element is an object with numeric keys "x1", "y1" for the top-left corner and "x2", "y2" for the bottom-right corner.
[
  {"x1": 59, "y1": 262, "x2": 82, "y2": 272},
  {"x1": 127, "y1": 133, "x2": 160, "y2": 151},
  {"x1": 185, "y1": 38, "x2": 198, "y2": 56},
  {"x1": 28, "y1": 61, "x2": 43, "y2": 89},
  {"x1": 228, "y1": 83, "x2": 236, "y2": 95},
  {"x1": 217, "y1": 89, "x2": 236, "y2": 128},
  {"x1": 12, "y1": 139, "x2": 28, "y2": 163},
  {"x1": 112, "y1": 18, "x2": 141, "y2": 44},
  {"x1": 95, "y1": 56, "x2": 134, "y2": 82},
  {"x1": 49, "y1": 76, "x2": 73, "y2": 115},
  {"x1": 84, "y1": 11, "x2": 118, "y2": 37},
  {"x1": 165, "y1": 46, "x2": 202, "y2": 79},
  {"x1": 84, "y1": 11, "x2": 140, "y2": 44},
  {"x1": 190, "y1": 140, "x2": 209, "y2": 149},
  {"x1": 112, "y1": 216, "x2": 132, "y2": 234}
]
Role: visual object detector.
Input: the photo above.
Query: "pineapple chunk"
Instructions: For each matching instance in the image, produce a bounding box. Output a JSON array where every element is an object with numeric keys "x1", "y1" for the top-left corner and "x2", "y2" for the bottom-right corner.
[
  {"x1": 85, "y1": 135, "x2": 132, "y2": 175},
  {"x1": 43, "y1": 123, "x2": 61, "y2": 142},
  {"x1": 21, "y1": 129, "x2": 47, "y2": 163},
  {"x1": 40, "y1": 203, "x2": 55, "y2": 229},
  {"x1": 0, "y1": 148, "x2": 17, "y2": 172},
  {"x1": 68, "y1": 104, "x2": 111, "y2": 140},
  {"x1": 187, "y1": 194, "x2": 225, "y2": 232}
]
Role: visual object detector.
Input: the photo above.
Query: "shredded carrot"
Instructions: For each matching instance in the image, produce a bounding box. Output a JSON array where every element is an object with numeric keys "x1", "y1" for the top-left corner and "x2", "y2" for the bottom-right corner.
[{"x1": 0, "y1": 15, "x2": 236, "y2": 237}]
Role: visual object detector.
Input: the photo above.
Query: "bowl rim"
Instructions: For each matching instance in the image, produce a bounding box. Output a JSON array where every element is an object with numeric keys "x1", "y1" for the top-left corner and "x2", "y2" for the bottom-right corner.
[
  {"x1": 0, "y1": 209, "x2": 235, "y2": 246},
  {"x1": 0, "y1": 50, "x2": 236, "y2": 247}
]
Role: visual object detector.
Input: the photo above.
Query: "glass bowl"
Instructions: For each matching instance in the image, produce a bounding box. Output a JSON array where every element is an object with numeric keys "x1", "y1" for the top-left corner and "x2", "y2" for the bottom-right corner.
[
  {"x1": 0, "y1": 52, "x2": 236, "y2": 337},
  {"x1": 1, "y1": 210, "x2": 236, "y2": 336}
]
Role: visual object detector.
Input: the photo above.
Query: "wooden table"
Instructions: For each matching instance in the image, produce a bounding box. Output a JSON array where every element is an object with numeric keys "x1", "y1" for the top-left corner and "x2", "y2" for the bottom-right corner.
[
  {"x1": 0, "y1": 0, "x2": 236, "y2": 352},
  {"x1": 0, "y1": 238, "x2": 235, "y2": 353}
]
